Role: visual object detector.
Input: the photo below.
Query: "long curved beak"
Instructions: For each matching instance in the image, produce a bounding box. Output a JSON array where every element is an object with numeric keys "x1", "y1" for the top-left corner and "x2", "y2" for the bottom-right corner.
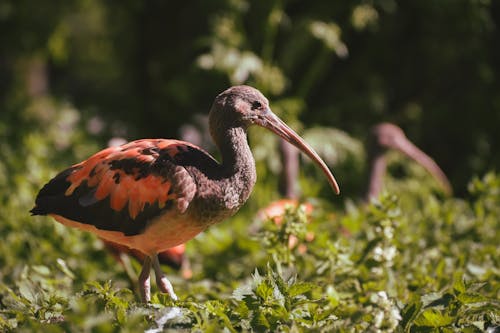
[
  {"x1": 392, "y1": 135, "x2": 453, "y2": 195},
  {"x1": 256, "y1": 109, "x2": 340, "y2": 195}
]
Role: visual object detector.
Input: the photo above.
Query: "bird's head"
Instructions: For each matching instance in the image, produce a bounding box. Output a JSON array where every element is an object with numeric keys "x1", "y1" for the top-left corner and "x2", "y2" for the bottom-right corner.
[
  {"x1": 210, "y1": 85, "x2": 340, "y2": 194},
  {"x1": 370, "y1": 122, "x2": 452, "y2": 195}
]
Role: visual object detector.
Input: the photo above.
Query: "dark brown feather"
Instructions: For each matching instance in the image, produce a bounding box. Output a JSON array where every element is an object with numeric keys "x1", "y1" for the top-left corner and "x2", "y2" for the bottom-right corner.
[{"x1": 31, "y1": 139, "x2": 217, "y2": 235}]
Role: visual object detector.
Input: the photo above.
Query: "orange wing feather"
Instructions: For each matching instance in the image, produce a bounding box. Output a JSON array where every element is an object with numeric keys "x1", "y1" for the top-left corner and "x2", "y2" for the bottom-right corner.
[
  {"x1": 64, "y1": 139, "x2": 196, "y2": 219},
  {"x1": 32, "y1": 139, "x2": 206, "y2": 236}
]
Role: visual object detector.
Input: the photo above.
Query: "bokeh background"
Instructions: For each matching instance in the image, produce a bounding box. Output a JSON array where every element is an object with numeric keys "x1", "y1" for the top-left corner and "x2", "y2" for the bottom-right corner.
[{"x1": 1, "y1": 0, "x2": 499, "y2": 195}]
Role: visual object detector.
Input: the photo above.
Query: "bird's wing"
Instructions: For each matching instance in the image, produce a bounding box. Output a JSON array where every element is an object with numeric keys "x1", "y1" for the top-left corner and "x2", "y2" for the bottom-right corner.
[{"x1": 31, "y1": 139, "x2": 217, "y2": 236}]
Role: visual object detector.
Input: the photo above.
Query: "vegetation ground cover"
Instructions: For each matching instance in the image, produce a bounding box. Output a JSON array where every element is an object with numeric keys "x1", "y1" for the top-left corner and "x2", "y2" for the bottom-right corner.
[{"x1": 0, "y1": 104, "x2": 498, "y2": 332}]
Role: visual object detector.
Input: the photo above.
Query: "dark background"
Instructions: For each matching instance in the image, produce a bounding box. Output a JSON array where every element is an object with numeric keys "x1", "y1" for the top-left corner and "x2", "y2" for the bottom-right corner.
[{"x1": 1, "y1": 0, "x2": 499, "y2": 195}]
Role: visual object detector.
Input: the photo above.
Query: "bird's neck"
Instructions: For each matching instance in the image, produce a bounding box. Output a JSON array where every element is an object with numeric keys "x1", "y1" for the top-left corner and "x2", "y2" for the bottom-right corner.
[
  {"x1": 364, "y1": 150, "x2": 387, "y2": 202},
  {"x1": 216, "y1": 126, "x2": 257, "y2": 210}
]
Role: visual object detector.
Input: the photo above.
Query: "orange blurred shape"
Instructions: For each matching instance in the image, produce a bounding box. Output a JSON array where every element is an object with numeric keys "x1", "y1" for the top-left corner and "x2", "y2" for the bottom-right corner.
[
  {"x1": 256, "y1": 199, "x2": 314, "y2": 225},
  {"x1": 257, "y1": 199, "x2": 315, "y2": 252}
]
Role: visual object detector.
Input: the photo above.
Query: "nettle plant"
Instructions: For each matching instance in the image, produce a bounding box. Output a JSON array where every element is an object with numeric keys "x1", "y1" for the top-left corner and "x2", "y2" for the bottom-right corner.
[{"x1": 0, "y1": 102, "x2": 498, "y2": 332}]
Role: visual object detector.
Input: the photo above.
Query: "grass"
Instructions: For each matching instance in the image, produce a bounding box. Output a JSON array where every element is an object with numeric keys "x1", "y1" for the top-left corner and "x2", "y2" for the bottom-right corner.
[{"x1": 0, "y1": 103, "x2": 499, "y2": 332}]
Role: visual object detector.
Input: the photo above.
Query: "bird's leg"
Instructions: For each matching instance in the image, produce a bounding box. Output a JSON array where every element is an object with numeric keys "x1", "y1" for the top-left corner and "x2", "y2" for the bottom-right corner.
[
  {"x1": 152, "y1": 255, "x2": 178, "y2": 300},
  {"x1": 180, "y1": 255, "x2": 193, "y2": 280},
  {"x1": 138, "y1": 256, "x2": 152, "y2": 302}
]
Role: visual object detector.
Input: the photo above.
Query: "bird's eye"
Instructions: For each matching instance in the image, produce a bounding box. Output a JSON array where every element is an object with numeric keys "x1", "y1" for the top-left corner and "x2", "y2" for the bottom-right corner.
[{"x1": 251, "y1": 101, "x2": 262, "y2": 110}]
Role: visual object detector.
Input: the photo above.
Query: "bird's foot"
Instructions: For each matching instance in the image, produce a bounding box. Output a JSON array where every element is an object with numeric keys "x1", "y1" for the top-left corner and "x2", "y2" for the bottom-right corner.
[
  {"x1": 140, "y1": 275, "x2": 151, "y2": 303},
  {"x1": 156, "y1": 275, "x2": 178, "y2": 301},
  {"x1": 153, "y1": 255, "x2": 178, "y2": 301},
  {"x1": 139, "y1": 256, "x2": 153, "y2": 303}
]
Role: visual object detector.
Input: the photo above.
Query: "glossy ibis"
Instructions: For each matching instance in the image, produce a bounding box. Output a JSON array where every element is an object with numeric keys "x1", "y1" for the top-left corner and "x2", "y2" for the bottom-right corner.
[{"x1": 31, "y1": 85, "x2": 340, "y2": 302}]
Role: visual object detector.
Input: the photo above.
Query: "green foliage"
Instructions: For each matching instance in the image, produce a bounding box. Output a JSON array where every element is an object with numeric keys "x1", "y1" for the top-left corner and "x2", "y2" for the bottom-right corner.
[{"x1": 0, "y1": 100, "x2": 498, "y2": 331}]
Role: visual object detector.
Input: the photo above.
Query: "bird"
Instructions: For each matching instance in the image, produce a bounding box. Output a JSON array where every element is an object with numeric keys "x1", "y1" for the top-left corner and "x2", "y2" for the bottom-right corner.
[
  {"x1": 99, "y1": 123, "x2": 212, "y2": 281},
  {"x1": 31, "y1": 85, "x2": 340, "y2": 302},
  {"x1": 277, "y1": 122, "x2": 451, "y2": 202},
  {"x1": 364, "y1": 122, "x2": 452, "y2": 202},
  {"x1": 254, "y1": 122, "x2": 452, "y2": 249}
]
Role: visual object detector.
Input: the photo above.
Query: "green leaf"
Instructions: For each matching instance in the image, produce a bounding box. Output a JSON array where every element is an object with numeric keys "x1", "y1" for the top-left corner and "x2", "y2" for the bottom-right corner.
[
  {"x1": 288, "y1": 282, "x2": 316, "y2": 298},
  {"x1": 414, "y1": 309, "x2": 454, "y2": 327},
  {"x1": 452, "y1": 273, "x2": 466, "y2": 295},
  {"x1": 17, "y1": 281, "x2": 36, "y2": 304},
  {"x1": 457, "y1": 292, "x2": 488, "y2": 304},
  {"x1": 31, "y1": 265, "x2": 51, "y2": 276},
  {"x1": 255, "y1": 280, "x2": 273, "y2": 301},
  {"x1": 325, "y1": 285, "x2": 340, "y2": 308},
  {"x1": 400, "y1": 299, "x2": 422, "y2": 329}
]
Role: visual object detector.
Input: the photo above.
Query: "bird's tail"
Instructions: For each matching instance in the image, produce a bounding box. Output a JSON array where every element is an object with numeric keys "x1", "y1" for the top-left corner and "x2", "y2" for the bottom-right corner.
[{"x1": 30, "y1": 205, "x2": 47, "y2": 216}]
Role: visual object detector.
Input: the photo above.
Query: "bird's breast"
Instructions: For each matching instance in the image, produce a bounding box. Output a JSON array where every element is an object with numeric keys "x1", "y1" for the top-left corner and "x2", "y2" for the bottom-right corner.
[
  {"x1": 188, "y1": 174, "x2": 255, "y2": 225},
  {"x1": 137, "y1": 210, "x2": 209, "y2": 253},
  {"x1": 128, "y1": 202, "x2": 235, "y2": 255}
]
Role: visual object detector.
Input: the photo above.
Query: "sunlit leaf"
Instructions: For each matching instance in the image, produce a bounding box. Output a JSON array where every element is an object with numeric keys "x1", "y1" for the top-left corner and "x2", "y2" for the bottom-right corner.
[{"x1": 414, "y1": 309, "x2": 455, "y2": 327}]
